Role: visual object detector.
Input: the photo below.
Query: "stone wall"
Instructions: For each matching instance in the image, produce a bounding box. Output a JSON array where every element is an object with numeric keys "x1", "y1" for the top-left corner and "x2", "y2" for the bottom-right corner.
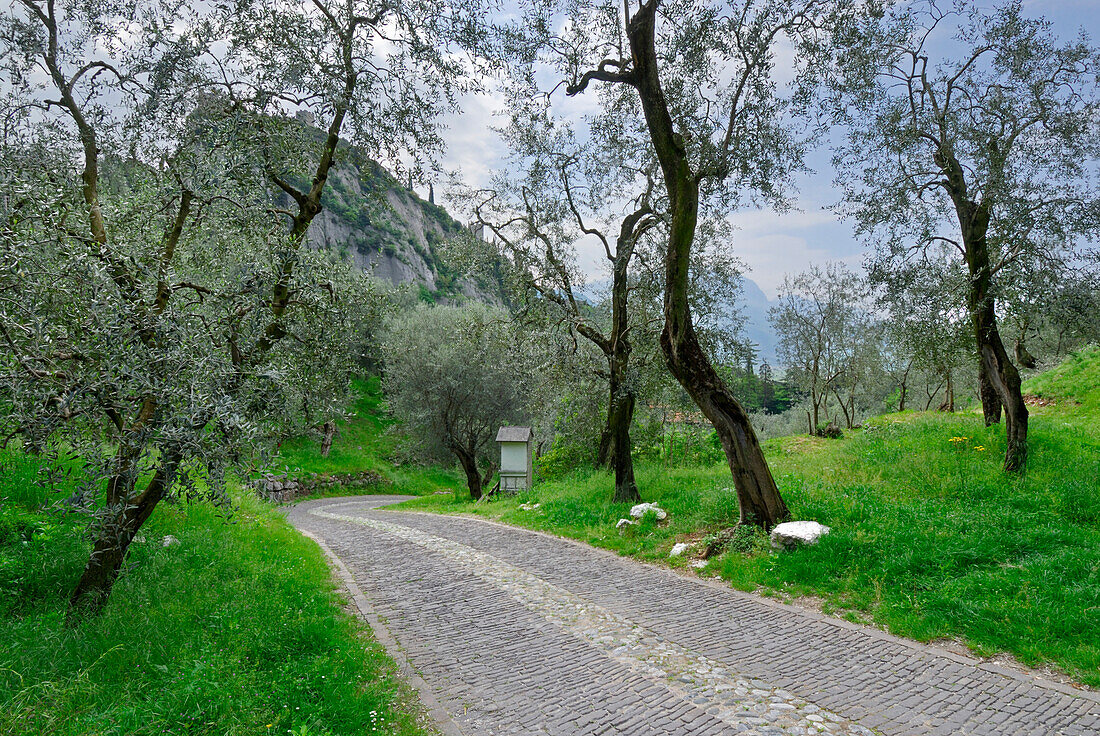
[{"x1": 251, "y1": 470, "x2": 387, "y2": 503}]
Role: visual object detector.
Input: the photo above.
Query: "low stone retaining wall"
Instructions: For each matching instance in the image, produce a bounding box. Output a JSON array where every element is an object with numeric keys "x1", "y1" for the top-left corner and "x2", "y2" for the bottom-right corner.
[{"x1": 251, "y1": 470, "x2": 387, "y2": 502}]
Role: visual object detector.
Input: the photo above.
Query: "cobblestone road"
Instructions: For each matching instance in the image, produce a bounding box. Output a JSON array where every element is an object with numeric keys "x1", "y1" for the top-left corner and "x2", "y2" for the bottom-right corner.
[{"x1": 286, "y1": 496, "x2": 1100, "y2": 736}]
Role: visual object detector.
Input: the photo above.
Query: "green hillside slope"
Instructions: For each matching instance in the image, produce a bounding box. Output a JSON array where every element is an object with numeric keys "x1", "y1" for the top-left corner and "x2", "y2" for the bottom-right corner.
[
  {"x1": 1024, "y1": 344, "x2": 1100, "y2": 407},
  {"x1": 272, "y1": 376, "x2": 461, "y2": 497}
]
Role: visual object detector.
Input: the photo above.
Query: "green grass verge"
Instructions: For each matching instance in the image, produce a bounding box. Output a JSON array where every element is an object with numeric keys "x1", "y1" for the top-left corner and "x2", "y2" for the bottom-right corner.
[
  {"x1": 401, "y1": 346, "x2": 1100, "y2": 688},
  {"x1": 272, "y1": 376, "x2": 461, "y2": 498},
  {"x1": 0, "y1": 451, "x2": 437, "y2": 736},
  {"x1": 1023, "y1": 344, "x2": 1100, "y2": 408}
]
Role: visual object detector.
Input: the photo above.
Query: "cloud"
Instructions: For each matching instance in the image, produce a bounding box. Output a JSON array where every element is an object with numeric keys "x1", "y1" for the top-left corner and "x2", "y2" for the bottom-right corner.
[
  {"x1": 726, "y1": 200, "x2": 866, "y2": 299},
  {"x1": 435, "y1": 87, "x2": 510, "y2": 199}
]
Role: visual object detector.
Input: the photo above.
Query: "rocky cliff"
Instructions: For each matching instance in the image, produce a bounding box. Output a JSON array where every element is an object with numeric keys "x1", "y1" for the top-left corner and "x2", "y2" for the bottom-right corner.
[{"x1": 298, "y1": 144, "x2": 500, "y2": 302}]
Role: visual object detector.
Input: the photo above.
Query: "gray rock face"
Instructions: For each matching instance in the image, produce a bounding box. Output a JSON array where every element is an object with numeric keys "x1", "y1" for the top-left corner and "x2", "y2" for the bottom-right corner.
[
  {"x1": 295, "y1": 149, "x2": 505, "y2": 303},
  {"x1": 770, "y1": 521, "x2": 831, "y2": 550}
]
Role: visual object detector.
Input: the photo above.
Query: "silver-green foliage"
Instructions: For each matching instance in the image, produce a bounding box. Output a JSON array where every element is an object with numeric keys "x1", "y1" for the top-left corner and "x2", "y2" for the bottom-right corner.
[
  {"x1": 0, "y1": 0, "x2": 489, "y2": 608},
  {"x1": 835, "y1": 0, "x2": 1100, "y2": 340},
  {"x1": 381, "y1": 303, "x2": 526, "y2": 496}
]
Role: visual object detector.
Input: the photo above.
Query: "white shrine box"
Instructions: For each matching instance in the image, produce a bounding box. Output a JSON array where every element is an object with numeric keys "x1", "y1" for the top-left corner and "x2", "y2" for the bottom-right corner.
[{"x1": 496, "y1": 426, "x2": 533, "y2": 492}]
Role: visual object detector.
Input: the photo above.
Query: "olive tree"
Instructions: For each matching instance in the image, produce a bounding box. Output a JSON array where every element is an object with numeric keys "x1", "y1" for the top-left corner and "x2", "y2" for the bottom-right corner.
[
  {"x1": 872, "y1": 250, "x2": 973, "y2": 412},
  {"x1": 0, "y1": 0, "x2": 490, "y2": 613},
  {"x1": 381, "y1": 303, "x2": 526, "y2": 499},
  {"x1": 458, "y1": 100, "x2": 663, "y2": 503},
  {"x1": 770, "y1": 263, "x2": 876, "y2": 434},
  {"x1": 834, "y1": 0, "x2": 1100, "y2": 471},
  {"x1": 505, "y1": 0, "x2": 864, "y2": 527}
]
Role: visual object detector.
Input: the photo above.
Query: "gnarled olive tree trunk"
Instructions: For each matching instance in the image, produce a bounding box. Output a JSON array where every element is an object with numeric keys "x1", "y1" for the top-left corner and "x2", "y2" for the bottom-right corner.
[
  {"x1": 607, "y1": 359, "x2": 640, "y2": 504},
  {"x1": 978, "y1": 362, "x2": 1003, "y2": 425},
  {"x1": 456, "y1": 449, "x2": 484, "y2": 500},
  {"x1": 938, "y1": 151, "x2": 1028, "y2": 472},
  {"x1": 626, "y1": 0, "x2": 788, "y2": 528},
  {"x1": 454, "y1": 446, "x2": 496, "y2": 501},
  {"x1": 70, "y1": 451, "x2": 180, "y2": 613},
  {"x1": 965, "y1": 234, "x2": 1028, "y2": 471},
  {"x1": 605, "y1": 217, "x2": 641, "y2": 504}
]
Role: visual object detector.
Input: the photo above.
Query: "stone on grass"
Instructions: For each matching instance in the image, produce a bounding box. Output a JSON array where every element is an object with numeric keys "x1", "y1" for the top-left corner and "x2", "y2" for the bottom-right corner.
[
  {"x1": 162, "y1": 535, "x2": 181, "y2": 547},
  {"x1": 616, "y1": 518, "x2": 638, "y2": 532},
  {"x1": 629, "y1": 502, "x2": 668, "y2": 521},
  {"x1": 770, "y1": 521, "x2": 830, "y2": 550},
  {"x1": 519, "y1": 503, "x2": 541, "y2": 511},
  {"x1": 669, "y1": 542, "x2": 691, "y2": 558},
  {"x1": 689, "y1": 559, "x2": 707, "y2": 569}
]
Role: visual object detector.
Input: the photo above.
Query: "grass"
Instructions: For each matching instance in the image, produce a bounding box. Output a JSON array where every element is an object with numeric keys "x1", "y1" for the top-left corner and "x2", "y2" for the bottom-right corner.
[
  {"x1": 401, "y1": 346, "x2": 1100, "y2": 688},
  {"x1": 1023, "y1": 344, "x2": 1100, "y2": 408},
  {"x1": 0, "y1": 450, "x2": 437, "y2": 736},
  {"x1": 272, "y1": 376, "x2": 461, "y2": 497}
]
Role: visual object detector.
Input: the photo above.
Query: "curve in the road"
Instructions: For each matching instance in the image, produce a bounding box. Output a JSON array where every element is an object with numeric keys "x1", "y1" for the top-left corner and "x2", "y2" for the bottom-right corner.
[{"x1": 287, "y1": 496, "x2": 1100, "y2": 736}]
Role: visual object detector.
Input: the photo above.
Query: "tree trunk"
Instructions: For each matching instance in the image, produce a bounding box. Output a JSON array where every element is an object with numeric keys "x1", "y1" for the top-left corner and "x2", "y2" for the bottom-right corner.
[
  {"x1": 625, "y1": 0, "x2": 788, "y2": 528},
  {"x1": 960, "y1": 208, "x2": 1028, "y2": 471},
  {"x1": 608, "y1": 378, "x2": 640, "y2": 504},
  {"x1": 69, "y1": 453, "x2": 178, "y2": 616},
  {"x1": 319, "y1": 420, "x2": 336, "y2": 457},
  {"x1": 975, "y1": 305, "x2": 1028, "y2": 471},
  {"x1": 897, "y1": 361, "x2": 911, "y2": 412},
  {"x1": 596, "y1": 422, "x2": 613, "y2": 467},
  {"x1": 834, "y1": 387, "x2": 854, "y2": 429},
  {"x1": 606, "y1": 209, "x2": 643, "y2": 504},
  {"x1": 1014, "y1": 339, "x2": 1037, "y2": 370},
  {"x1": 455, "y1": 449, "x2": 482, "y2": 500},
  {"x1": 938, "y1": 372, "x2": 955, "y2": 412},
  {"x1": 938, "y1": 146, "x2": 1028, "y2": 471},
  {"x1": 979, "y1": 361, "x2": 1003, "y2": 425}
]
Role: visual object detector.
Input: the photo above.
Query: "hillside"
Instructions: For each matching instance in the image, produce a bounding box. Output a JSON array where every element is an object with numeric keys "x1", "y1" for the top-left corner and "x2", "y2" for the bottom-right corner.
[{"x1": 295, "y1": 138, "x2": 504, "y2": 303}]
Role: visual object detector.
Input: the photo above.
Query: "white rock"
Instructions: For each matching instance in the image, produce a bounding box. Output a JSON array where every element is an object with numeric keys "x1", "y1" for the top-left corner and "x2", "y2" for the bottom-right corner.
[
  {"x1": 161, "y1": 535, "x2": 181, "y2": 547},
  {"x1": 519, "y1": 503, "x2": 541, "y2": 511},
  {"x1": 615, "y1": 518, "x2": 638, "y2": 531},
  {"x1": 770, "y1": 521, "x2": 831, "y2": 550},
  {"x1": 689, "y1": 559, "x2": 707, "y2": 569},
  {"x1": 629, "y1": 502, "x2": 668, "y2": 520},
  {"x1": 669, "y1": 542, "x2": 692, "y2": 558}
]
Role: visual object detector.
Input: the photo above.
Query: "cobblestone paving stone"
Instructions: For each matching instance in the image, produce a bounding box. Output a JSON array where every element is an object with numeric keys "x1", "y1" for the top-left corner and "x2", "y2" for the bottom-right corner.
[{"x1": 286, "y1": 497, "x2": 1100, "y2": 736}]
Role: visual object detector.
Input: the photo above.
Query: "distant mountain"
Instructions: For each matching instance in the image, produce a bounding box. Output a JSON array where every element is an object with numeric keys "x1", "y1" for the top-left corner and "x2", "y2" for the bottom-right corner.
[
  {"x1": 739, "y1": 277, "x2": 779, "y2": 366},
  {"x1": 578, "y1": 274, "x2": 780, "y2": 366}
]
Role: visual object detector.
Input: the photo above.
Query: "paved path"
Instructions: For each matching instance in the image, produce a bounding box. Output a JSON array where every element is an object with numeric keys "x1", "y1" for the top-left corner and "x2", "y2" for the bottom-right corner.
[{"x1": 287, "y1": 496, "x2": 1100, "y2": 736}]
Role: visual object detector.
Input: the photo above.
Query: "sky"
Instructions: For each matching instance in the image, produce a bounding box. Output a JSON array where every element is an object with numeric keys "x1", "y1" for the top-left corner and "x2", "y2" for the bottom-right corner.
[{"x1": 429, "y1": 0, "x2": 1100, "y2": 300}]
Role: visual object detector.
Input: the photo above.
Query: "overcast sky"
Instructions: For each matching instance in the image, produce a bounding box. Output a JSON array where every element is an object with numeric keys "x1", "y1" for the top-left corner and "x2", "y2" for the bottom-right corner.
[{"x1": 431, "y1": 0, "x2": 1100, "y2": 300}]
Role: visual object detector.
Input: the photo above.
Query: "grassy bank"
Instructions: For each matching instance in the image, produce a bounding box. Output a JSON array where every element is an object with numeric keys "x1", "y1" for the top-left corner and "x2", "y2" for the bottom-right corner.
[
  {"x1": 402, "y1": 346, "x2": 1100, "y2": 688},
  {"x1": 272, "y1": 376, "x2": 460, "y2": 497},
  {"x1": 0, "y1": 450, "x2": 437, "y2": 736}
]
